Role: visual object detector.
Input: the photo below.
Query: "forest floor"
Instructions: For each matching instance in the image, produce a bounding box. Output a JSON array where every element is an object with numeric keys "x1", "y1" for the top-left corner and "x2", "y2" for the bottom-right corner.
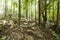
[{"x1": 0, "y1": 19, "x2": 60, "y2": 40}]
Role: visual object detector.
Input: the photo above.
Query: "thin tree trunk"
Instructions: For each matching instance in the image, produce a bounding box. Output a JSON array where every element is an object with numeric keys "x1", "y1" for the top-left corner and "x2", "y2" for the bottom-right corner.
[
  {"x1": 44, "y1": 0, "x2": 47, "y2": 22},
  {"x1": 43, "y1": 0, "x2": 47, "y2": 28},
  {"x1": 5, "y1": 0, "x2": 7, "y2": 17},
  {"x1": 25, "y1": 0, "x2": 28, "y2": 20},
  {"x1": 11, "y1": 0, "x2": 12, "y2": 19},
  {"x1": 52, "y1": 0, "x2": 54, "y2": 22},
  {"x1": 56, "y1": 0, "x2": 59, "y2": 26},
  {"x1": 35, "y1": 0, "x2": 37, "y2": 25},
  {"x1": 18, "y1": 0, "x2": 21, "y2": 25},
  {"x1": 38, "y1": 0, "x2": 41, "y2": 26},
  {"x1": 26, "y1": 8, "x2": 28, "y2": 20},
  {"x1": 31, "y1": 3, "x2": 32, "y2": 21},
  {"x1": 25, "y1": 4, "x2": 28, "y2": 19}
]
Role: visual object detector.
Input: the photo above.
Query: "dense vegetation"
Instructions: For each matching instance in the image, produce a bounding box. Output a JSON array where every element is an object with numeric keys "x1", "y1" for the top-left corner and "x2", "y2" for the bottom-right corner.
[{"x1": 0, "y1": 0, "x2": 60, "y2": 40}]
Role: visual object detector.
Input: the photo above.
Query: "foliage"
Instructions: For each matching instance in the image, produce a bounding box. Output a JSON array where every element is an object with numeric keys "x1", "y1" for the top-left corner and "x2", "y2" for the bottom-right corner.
[{"x1": 0, "y1": 0, "x2": 60, "y2": 40}]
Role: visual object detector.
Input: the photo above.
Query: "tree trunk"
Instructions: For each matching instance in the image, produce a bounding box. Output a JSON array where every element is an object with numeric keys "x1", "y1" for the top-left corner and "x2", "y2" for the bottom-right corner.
[
  {"x1": 5, "y1": 0, "x2": 7, "y2": 18},
  {"x1": 26, "y1": 6, "x2": 28, "y2": 20},
  {"x1": 52, "y1": 0, "x2": 54, "y2": 21},
  {"x1": 35, "y1": 0, "x2": 37, "y2": 25},
  {"x1": 38, "y1": 0, "x2": 42, "y2": 26},
  {"x1": 18, "y1": 0, "x2": 21, "y2": 25},
  {"x1": 56, "y1": 0, "x2": 59, "y2": 26},
  {"x1": 43, "y1": 0, "x2": 47, "y2": 28}
]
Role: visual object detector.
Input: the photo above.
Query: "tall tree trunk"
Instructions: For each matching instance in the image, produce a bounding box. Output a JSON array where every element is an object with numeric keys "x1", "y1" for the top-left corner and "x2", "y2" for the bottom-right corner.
[
  {"x1": 18, "y1": 0, "x2": 21, "y2": 25},
  {"x1": 31, "y1": 3, "x2": 32, "y2": 21},
  {"x1": 5, "y1": 0, "x2": 7, "y2": 18},
  {"x1": 38, "y1": 0, "x2": 41, "y2": 26},
  {"x1": 52, "y1": 0, "x2": 54, "y2": 21},
  {"x1": 43, "y1": 0, "x2": 47, "y2": 28},
  {"x1": 25, "y1": 6, "x2": 28, "y2": 20},
  {"x1": 11, "y1": 0, "x2": 12, "y2": 19},
  {"x1": 35, "y1": 0, "x2": 37, "y2": 25},
  {"x1": 44, "y1": 0, "x2": 47, "y2": 22},
  {"x1": 56, "y1": 0, "x2": 59, "y2": 26},
  {"x1": 25, "y1": 0, "x2": 28, "y2": 20}
]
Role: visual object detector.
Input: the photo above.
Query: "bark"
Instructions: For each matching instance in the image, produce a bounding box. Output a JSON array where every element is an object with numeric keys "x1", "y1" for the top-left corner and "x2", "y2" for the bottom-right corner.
[
  {"x1": 56, "y1": 0, "x2": 59, "y2": 26},
  {"x1": 18, "y1": 0, "x2": 21, "y2": 25},
  {"x1": 43, "y1": 0, "x2": 47, "y2": 28},
  {"x1": 52, "y1": 0, "x2": 54, "y2": 21},
  {"x1": 5, "y1": 0, "x2": 7, "y2": 18},
  {"x1": 38, "y1": 0, "x2": 42, "y2": 26}
]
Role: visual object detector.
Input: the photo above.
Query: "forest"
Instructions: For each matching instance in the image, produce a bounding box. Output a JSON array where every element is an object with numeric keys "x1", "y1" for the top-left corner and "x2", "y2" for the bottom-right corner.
[{"x1": 0, "y1": 0, "x2": 60, "y2": 40}]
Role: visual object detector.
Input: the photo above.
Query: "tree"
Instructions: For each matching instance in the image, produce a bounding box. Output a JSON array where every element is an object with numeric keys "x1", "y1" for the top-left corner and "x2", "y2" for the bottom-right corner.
[
  {"x1": 56, "y1": 0, "x2": 59, "y2": 26},
  {"x1": 18, "y1": 0, "x2": 21, "y2": 25},
  {"x1": 43, "y1": 0, "x2": 47, "y2": 28},
  {"x1": 38, "y1": 0, "x2": 42, "y2": 26},
  {"x1": 25, "y1": 0, "x2": 28, "y2": 19},
  {"x1": 52, "y1": 0, "x2": 54, "y2": 21},
  {"x1": 4, "y1": 0, "x2": 7, "y2": 18}
]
